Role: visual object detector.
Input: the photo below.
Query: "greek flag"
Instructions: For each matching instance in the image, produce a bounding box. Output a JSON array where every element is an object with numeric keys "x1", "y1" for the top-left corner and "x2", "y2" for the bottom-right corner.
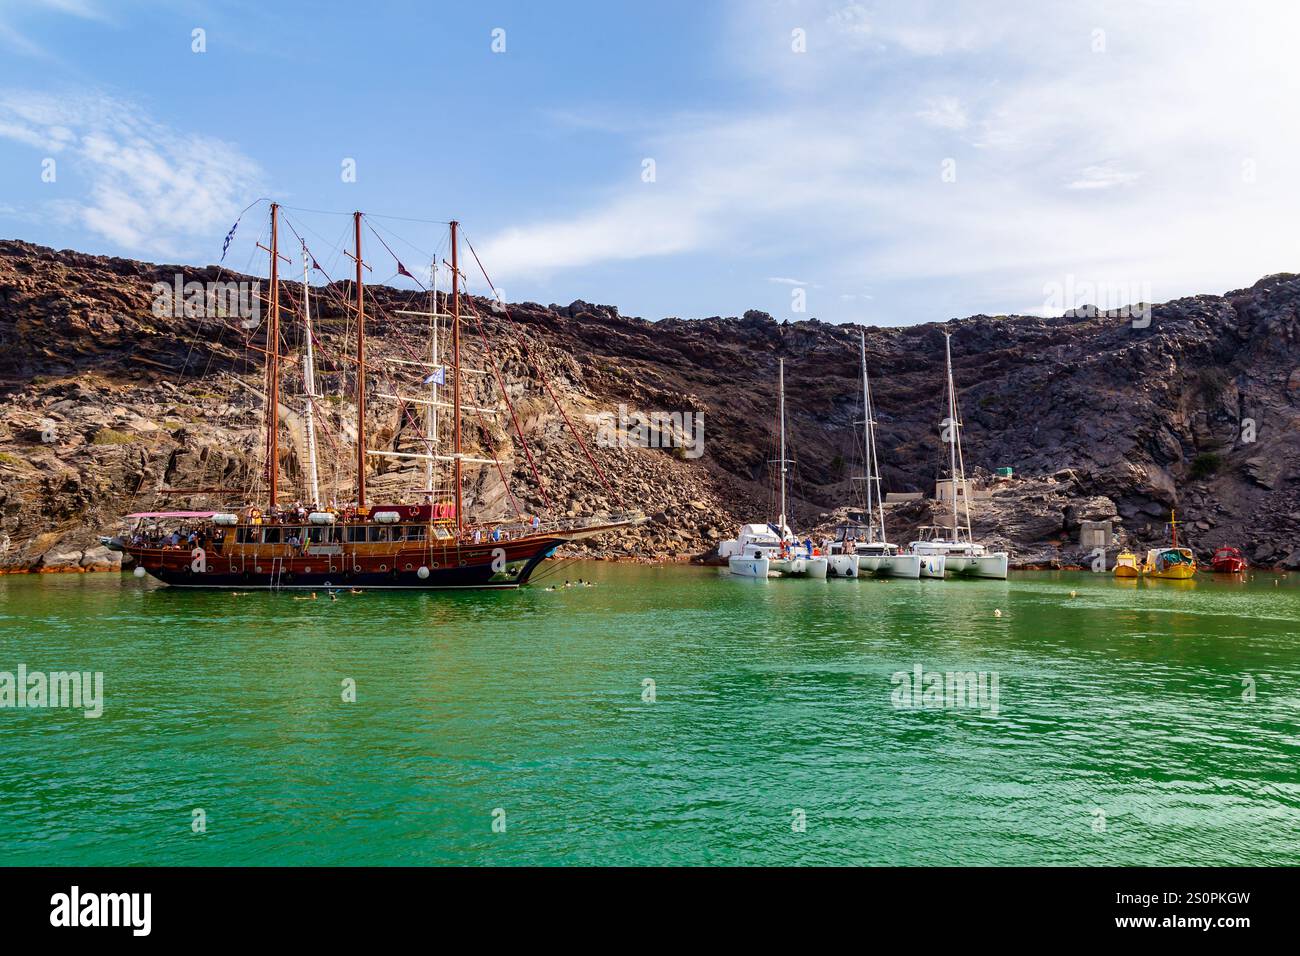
[
  {"x1": 219, "y1": 220, "x2": 238, "y2": 262},
  {"x1": 422, "y1": 367, "x2": 446, "y2": 386}
]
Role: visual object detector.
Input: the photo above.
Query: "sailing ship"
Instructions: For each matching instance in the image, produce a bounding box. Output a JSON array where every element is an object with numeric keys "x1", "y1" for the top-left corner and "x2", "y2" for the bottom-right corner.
[
  {"x1": 1140, "y1": 509, "x2": 1197, "y2": 579},
  {"x1": 104, "y1": 204, "x2": 640, "y2": 589},
  {"x1": 826, "y1": 332, "x2": 922, "y2": 579},
  {"x1": 720, "y1": 359, "x2": 828, "y2": 579},
  {"x1": 905, "y1": 331, "x2": 1009, "y2": 579}
]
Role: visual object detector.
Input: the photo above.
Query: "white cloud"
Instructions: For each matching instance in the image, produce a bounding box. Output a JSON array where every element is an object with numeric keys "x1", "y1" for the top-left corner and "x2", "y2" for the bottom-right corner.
[
  {"x1": 1066, "y1": 163, "x2": 1141, "y2": 190},
  {"x1": 0, "y1": 91, "x2": 265, "y2": 258},
  {"x1": 0, "y1": 0, "x2": 107, "y2": 58},
  {"x1": 480, "y1": 0, "x2": 1300, "y2": 322},
  {"x1": 766, "y1": 276, "x2": 808, "y2": 285},
  {"x1": 916, "y1": 96, "x2": 968, "y2": 130}
]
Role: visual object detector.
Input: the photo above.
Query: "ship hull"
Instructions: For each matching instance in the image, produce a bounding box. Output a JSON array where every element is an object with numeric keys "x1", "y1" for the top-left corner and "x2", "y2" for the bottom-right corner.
[{"x1": 125, "y1": 536, "x2": 564, "y2": 590}]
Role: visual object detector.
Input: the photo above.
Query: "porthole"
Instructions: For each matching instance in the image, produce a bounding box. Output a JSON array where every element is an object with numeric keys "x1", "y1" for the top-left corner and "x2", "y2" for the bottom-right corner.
[
  {"x1": 379, "y1": 564, "x2": 388, "y2": 572},
  {"x1": 404, "y1": 563, "x2": 413, "y2": 571}
]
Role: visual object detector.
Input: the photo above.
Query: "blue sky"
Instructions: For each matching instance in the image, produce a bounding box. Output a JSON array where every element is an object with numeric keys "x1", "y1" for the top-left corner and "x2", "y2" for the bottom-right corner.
[{"x1": 2, "y1": 0, "x2": 1298, "y2": 324}]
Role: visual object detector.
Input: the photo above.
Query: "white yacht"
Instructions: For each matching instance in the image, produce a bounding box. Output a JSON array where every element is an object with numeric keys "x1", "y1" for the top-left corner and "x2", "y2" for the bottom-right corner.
[
  {"x1": 905, "y1": 331, "x2": 1009, "y2": 580},
  {"x1": 719, "y1": 359, "x2": 828, "y2": 580},
  {"x1": 825, "y1": 332, "x2": 924, "y2": 579}
]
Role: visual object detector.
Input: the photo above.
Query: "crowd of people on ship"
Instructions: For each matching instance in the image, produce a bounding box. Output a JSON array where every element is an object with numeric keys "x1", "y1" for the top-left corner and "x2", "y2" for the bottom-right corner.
[{"x1": 128, "y1": 499, "x2": 551, "y2": 553}]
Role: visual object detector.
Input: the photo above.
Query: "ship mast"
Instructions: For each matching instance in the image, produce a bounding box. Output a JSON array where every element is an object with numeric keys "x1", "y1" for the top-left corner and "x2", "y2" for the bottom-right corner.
[
  {"x1": 425, "y1": 258, "x2": 438, "y2": 495},
  {"x1": 300, "y1": 240, "x2": 321, "y2": 506},
  {"x1": 265, "y1": 202, "x2": 282, "y2": 511},
  {"x1": 354, "y1": 211, "x2": 367, "y2": 508},
  {"x1": 450, "y1": 220, "x2": 463, "y2": 535}
]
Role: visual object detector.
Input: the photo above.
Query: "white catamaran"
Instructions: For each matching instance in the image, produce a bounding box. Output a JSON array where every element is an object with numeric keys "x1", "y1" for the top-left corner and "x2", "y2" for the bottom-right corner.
[
  {"x1": 720, "y1": 359, "x2": 828, "y2": 579},
  {"x1": 828, "y1": 332, "x2": 924, "y2": 579},
  {"x1": 906, "y1": 331, "x2": 1009, "y2": 580}
]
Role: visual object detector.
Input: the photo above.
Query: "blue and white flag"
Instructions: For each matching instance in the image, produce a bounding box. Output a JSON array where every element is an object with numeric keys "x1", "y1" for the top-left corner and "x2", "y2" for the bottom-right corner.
[
  {"x1": 220, "y1": 220, "x2": 239, "y2": 262},
  {"x1": 422, "y1": 367, "x2": 446, "y2": 386}
]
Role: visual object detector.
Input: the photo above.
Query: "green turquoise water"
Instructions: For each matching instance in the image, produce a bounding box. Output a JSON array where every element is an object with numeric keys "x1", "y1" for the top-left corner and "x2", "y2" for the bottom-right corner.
[{"x1": 1, "y1": 564, "x2": 1297, "y2": 866}]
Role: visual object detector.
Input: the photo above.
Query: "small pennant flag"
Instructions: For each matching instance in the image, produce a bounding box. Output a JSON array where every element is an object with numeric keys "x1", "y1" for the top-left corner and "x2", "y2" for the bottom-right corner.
[
  {"x1": 396, "y1": 260, "x2": 416, "y2": 281},
  {"x1": 311, "y1": 257, "x2": 323, "y2": 272},
  {"x1": 422, "y1": 367, "x2": 446, "y2": 386},
  {"x1": 220, "y1": 220, "x2": 239, "y2": 262}
]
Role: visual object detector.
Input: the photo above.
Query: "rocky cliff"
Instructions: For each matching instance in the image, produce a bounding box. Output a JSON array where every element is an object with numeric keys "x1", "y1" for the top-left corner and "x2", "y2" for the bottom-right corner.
[{"x1": 1, "y1": 238, "x2": 1297, "y2": 572}]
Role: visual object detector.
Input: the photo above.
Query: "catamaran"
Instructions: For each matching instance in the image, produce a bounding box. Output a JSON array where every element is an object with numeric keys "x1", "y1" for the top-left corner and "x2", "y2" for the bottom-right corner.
[
  {"x1": 720, "y1": 359, "x2": 828, "y2": 579},
  {"x1": 104, "y1": 204, "x2": 641, "y2": 589},
  {"x1": 905, "y1": 331, "x2": 1009, "y2": 580},
  {"x1": 826, "y1": 332, "x2": 922, "y2": 579}
]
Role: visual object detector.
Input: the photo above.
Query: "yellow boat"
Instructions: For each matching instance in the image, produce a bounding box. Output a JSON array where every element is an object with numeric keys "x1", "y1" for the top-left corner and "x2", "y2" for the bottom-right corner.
[
  {"x1": 1113, "y1": 551, "x2": 1141, "y2": 577},
  {"x1": 1140, "y1": 510, "x2": 1198, "y2": 579}
]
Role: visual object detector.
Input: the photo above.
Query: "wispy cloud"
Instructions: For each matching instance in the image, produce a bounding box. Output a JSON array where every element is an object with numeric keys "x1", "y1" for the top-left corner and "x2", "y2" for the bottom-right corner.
[
  {"x1": 0, "y1": 0, "x2": 108, "y2": 58},
  {"x1": 0, "y1": 91, "x2": 264, "y2": 258},
  {"x1": 1066, "y1": 162, "x2": 1141, "y2": 191},
  {"x1": 916, "y1": 96, "x2": 968, "y2": 130},
  {"x1": 478, "y1": 0, "x2": 1300, "y2": 322}
]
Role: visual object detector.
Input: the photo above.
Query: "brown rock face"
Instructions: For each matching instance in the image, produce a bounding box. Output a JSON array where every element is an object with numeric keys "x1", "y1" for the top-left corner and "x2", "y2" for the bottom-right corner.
[{"x1": 1, "y1": 238, "x2": 1298, "y2": 570}]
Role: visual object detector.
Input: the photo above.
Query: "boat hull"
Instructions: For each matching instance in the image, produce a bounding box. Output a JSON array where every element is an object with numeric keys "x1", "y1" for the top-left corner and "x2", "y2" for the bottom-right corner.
[
  {"x1": 728, "y1": 555, "x2": 771, "y2": 577},
  {"x1": 858, "y1": 553, "x2": 922, "y2": 578},
  {"x1": 828, "y1": 555, "x2": 859, "y2": 578},
  {"x1": 879, "y1": 553, "x2": 922, "y2": 579},
  {"x1": 944, "y1": 552, "x2": 1009, "y2": 580},
  {"x1": 771, "y1": 556, "x2": 828, "y2": 578},
  {"x1": 916, "y1": 554, "x2": 946, "y2": 578},
  {"x1": 1211, "y1": 558, "x2": 1246, "y2": 574},
  {"x1": 126, "y1": 536, "x2": 563, "y2": 590},
  {"x1": 1145, "y1": 564, "x2": 1197, "y2": 580},
  {"x1": 1113, "y1": 565, "x2": 1140, "y2": 578}
]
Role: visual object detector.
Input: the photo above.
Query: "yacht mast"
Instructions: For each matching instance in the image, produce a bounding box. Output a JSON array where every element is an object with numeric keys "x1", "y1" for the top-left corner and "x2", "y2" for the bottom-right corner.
[
  {"x1": 944, "y1": 331, "x2": 960, "y2": 541},
  {"x1": 265, "y1": 202, "x2": 281, "y2": 511},
  {"x1": 778, "y1": 358, "x2": 788, "y2": 532},
  {"x1": 353, "y1": 211, "x2": 367, "y2": 508},
  {"x1": 300, "y1": 240, "x2": 321, "y2": 507},
  {"x1": 859, "y1": 332, "x2": 873, "y2": 537},
  {"x1": 861, "y1": 332, "x2": 885, "y2": 544},
  {"x1": 450, "y1": 220, "x2": 463, "y2": 535}
]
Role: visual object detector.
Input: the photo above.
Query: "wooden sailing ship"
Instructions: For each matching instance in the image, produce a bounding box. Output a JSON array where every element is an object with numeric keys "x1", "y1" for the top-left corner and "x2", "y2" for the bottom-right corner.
[{"x1": 106, "y1": 204, "x2": 641, "y2": 589}]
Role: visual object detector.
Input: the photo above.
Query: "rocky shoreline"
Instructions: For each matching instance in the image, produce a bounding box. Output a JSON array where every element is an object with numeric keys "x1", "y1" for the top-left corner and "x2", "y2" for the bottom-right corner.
[{"x1": 2, "y1": 239, "x2": 1297, "y2": 573}]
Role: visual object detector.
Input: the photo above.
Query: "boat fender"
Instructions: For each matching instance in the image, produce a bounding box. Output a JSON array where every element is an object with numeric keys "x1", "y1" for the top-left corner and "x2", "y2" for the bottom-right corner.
[
  {"x1": 374, "y1": 511, "x2": 401, "y2": 524},
  {"x1": 308, "y1": 512, "x2": 336, "y2": 525},
  {"x1": 211, "y1": 513, "x2": 239, "y2": 526},
  {"x1": 417, "y1": 566, "x2": 430, "y2": 580}
]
